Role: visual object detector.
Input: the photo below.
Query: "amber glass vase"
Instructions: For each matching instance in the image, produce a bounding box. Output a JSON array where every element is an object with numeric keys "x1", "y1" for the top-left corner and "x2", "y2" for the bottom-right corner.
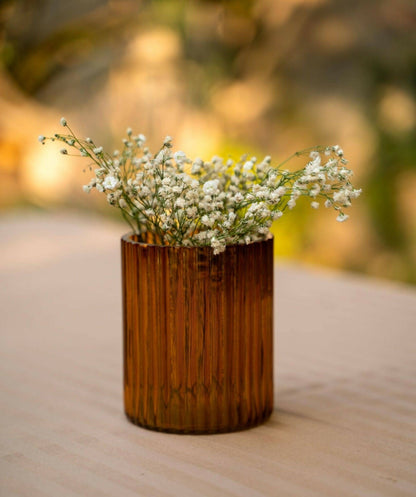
[{"x1": 121, "y1": 233, "x2": 274, "y2": 434}]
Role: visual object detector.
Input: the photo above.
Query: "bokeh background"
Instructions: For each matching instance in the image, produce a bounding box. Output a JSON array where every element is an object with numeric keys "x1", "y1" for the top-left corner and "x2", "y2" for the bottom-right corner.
[{"x1": 1, "y1": 0, "x2": 415, "y2": 283}]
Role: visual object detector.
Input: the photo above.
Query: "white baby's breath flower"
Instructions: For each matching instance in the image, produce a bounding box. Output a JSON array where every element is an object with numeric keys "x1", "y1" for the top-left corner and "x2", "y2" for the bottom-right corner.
[
  {"x1": 174, "y1": 151, "x2": 187, "y2": 164},
  {"x1": 93, "y1": 146, "x2": 103, "y2": 155},
  {"x1": 60, "y1": 117, "x2": 67, "y2": 127},
  {"x1": 203, "y1": 179, "x2": 220, "y2": 196},
  {"x1": 191, "y1": 159, "x2": 203, "y2": 174},
  {"x1": 310, "y1": 185, "x2": 320, "y2": 197},
  {"x1": 211, "y1": 237, "x2": 226, "y2": 255},
  {"x1": 82, "y1": 185, "x2": 91, "y2": 193},
  {"x1": 336, "y1": 212, "x2": 349, "y2": 222},
  {"x1": 311, "y1": 201, "x2": 319, "y2": 209},
  {"x1": 201, "y1": 215, "x2": 214, "y2": 227},
  {"x1": 119, "y1": 198, "x2": 128, "y2": 209},
  {"x1": 103, "y1": 175, "x2": 119, "y2": 190},
  {"x1": 175, "y1": 198, "x2": 186, "y2": 208},
  {"x1": 186, "y1": 206, "x2": 197, "y2": 217},
  {"x1": 38, "y1": 135, "x2": 45, "y2": 143},
  {"x1": 269, "y1": 191, "x2": 280, "y2": 202},
  {"x1": 333, "y1": 188, "x2": 353, "y2": 206},
  {"x1": 271, "y1": 210, "x2": 283, "y2": 220}
]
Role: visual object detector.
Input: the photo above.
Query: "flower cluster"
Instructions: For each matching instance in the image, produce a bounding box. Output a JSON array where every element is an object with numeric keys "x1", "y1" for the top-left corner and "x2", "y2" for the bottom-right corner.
[{"x1": 39, "y1": 120, "x2": 361, "y2": 254}]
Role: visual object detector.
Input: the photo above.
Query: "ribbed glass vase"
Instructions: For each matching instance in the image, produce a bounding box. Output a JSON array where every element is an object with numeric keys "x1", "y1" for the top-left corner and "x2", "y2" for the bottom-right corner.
[{"x1": 121, "y1": 233, "x2": 274, "y2": 434}]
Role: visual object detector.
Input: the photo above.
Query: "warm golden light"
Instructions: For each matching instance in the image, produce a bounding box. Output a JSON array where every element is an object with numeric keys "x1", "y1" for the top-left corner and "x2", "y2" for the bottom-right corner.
[{"x1": 0, "y1": 0, "x2": 414, "y2": 283}]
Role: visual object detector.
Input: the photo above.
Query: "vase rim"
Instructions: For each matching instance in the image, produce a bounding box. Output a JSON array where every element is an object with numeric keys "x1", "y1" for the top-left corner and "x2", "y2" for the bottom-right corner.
[{"x1": 121, "y1": 232, "x2": 273, "y2": 251}]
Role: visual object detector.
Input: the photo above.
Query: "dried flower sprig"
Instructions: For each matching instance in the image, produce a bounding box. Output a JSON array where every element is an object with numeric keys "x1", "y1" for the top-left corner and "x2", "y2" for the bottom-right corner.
[{"x1": 39, "y1": 119, "x2": 361, "y2": 254}]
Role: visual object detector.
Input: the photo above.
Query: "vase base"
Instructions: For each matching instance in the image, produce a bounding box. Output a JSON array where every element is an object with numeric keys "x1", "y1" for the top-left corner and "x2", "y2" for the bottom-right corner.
[{"x1": 124, "y1": 408, "x2": 273, "y2": 435}]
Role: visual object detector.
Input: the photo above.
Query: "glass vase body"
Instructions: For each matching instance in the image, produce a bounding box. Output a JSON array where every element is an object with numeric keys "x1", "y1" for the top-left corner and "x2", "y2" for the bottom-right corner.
[{"x1": 121, "y1": 234, "x2": 274, "y2": 434}]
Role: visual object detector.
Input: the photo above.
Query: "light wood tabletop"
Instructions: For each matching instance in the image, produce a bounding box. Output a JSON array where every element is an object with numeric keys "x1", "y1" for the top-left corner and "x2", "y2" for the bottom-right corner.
[{"x1": 1, "y1": 212, "x2": 415, "y2": 497}]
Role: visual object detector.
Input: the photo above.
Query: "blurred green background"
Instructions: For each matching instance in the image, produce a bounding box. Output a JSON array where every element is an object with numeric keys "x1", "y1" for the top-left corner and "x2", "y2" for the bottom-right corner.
[{"x1": 1, "y1": 0, "x2": 415, "y2": 283}]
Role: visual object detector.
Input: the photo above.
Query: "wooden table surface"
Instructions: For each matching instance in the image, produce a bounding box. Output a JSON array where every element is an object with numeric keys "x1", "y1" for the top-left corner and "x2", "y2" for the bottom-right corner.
[{"x1": 1, "y1": 212, "x2": 415, "y2": 497}]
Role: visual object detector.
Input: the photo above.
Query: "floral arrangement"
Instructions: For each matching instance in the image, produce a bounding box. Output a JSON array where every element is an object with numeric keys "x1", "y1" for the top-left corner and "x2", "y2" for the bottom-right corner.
[{"x1": 39, "y1": 119, "x2": 361, "y2": 254}]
